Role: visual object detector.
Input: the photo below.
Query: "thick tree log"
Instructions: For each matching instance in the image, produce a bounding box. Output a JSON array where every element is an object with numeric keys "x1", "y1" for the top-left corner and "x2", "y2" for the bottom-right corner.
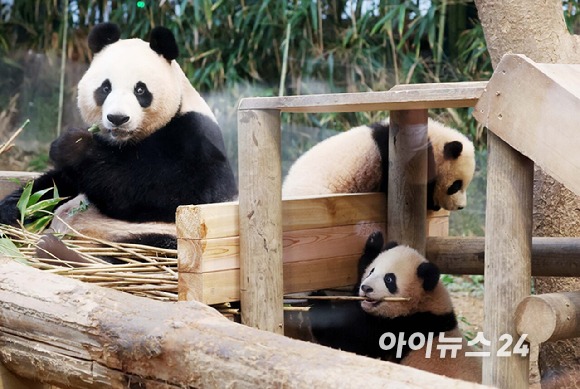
[
  {"x1": 0, "y1": 256, "x2": 490, "y2": 389},
  {"x1": 516, "y1": 292, "x2": 580, "y2": 344},
  {"x1": 426, "y1": 237, "x2": 580, "y2": 277}
]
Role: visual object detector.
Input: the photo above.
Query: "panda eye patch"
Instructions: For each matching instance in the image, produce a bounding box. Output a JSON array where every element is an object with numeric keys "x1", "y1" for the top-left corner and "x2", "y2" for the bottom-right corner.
[
  {"x1": 134, "y1": 82, "x2": 152, "y2": 108},
  {"x1": 384, "y1": 273, "x2": 397, "y2": 294},
  {"x1": 94, "y1": 79, "x2": 112, "y2": 106},
  {"x1": 447, "y1": 180, "x2": 463, "y2": 195}
]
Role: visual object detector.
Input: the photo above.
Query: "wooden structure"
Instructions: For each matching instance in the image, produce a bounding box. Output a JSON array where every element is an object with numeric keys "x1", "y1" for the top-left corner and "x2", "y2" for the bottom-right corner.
[
  {"x1": 177, "y1": 193, "x2": 449, "y2": 305},
  {"x1": 229, "y1": 81, "x2": 485, "y2": 334},
  {"x1": 471, "y1": 54, "x2": 580, "y2": 388}
]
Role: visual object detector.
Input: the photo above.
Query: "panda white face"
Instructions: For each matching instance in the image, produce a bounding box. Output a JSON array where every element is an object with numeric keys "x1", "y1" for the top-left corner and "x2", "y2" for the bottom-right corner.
[
  {"x1": 427, "y1": 120, "x2": 476, "y2": 212},
  {"x1": 359, "y1": 246, "x2": 440, "y2": 318},
  {"x1": 77, "y1": 29, "x2": 182, "y2": 144}
]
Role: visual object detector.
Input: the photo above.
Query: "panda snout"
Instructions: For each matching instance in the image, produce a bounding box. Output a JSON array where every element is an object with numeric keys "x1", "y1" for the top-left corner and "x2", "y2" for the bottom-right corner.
[
  {"x1": 107, "y1": 114, "x2": 130, "y2": 127},
  {"x1": 361, "y1": 284, "x2": 374, "y2": 294}
]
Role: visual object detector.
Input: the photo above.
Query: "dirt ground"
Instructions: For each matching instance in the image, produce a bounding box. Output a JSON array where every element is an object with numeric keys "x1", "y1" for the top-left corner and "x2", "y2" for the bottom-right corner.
[{"x1": 451, "y1": 291, "x2": 484, "y2": 337}]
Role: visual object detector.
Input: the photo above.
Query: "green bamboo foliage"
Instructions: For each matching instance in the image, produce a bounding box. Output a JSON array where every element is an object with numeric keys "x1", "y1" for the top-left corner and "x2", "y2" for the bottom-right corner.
[{"x1": 0, "y1": 0, "x2": 502, "y2": 156}]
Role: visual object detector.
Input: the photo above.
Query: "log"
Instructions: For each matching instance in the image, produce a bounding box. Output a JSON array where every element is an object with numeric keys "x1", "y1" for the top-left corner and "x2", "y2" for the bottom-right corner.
[
  {"x1": 0, "y1": 256, "x2": 491, "y2": 389},
  {"x1": 481, "y1": 132, "x2": 533, "y2": 388},
  {"x1": 0, "y1": 362, "x2": 47, "y2": 389},
  {"x1": 238, "y1": 81, "x2": 486, "y2": 113},
  {"x1": 426, "y1": 236, "x2": 580, "y2": 277},
  {"x1": 237, "y1": 109, "x2": 284, "y2": 334},
  {"x1": 388, "y1": 110, "x2": 428, "y2": 255},
  {"x1": 515, "y1": 292, "x2": 580, "y2": 343}
]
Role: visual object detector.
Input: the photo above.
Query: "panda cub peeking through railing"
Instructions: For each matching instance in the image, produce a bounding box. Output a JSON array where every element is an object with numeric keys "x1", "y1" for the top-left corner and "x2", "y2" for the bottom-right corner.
[
  {"x1": 309, "y1": 231, "x2": 482, "y2": 383},
  {"x1": 283, "y1": 118, "x2": 475, "y2": 213}
]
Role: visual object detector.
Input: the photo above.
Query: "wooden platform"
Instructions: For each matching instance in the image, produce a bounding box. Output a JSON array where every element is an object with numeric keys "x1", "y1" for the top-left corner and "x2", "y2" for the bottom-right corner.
[
  {"x1": 177, "y1": 193, "x2": 449, "y2": 305},
  {"x1": 239, "y1": 81, "x2": 487, "y2": 113}
]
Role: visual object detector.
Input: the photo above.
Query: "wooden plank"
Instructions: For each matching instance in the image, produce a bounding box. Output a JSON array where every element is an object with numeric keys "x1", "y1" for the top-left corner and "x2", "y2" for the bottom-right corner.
[
  {"x1": 200, "y1": 255, "x2": 360, "y2": 305},
  {"x1": 388, "y1": 110, "x2": 428, "y2": 255},
  {"x1": 179, "y1": 222, "x2": 385, "y2": 273},
  {"x1": 238, "y1": 109, "x2": 284, "y2": 334},
  {"x1": 473, "y1": 54, "x2": 580, "y2": 198},
  {"x1": 482, "y1": 132, "x2": 533, "y2": 388},
  {"x1": 427, "y1": 236, "x2": 580, "y2": 276},
  {"x1": 0, "y1": 256, "x2": 492, "y2": 389},
  {"x1": 390, "y1": 81, "x2": 487, "y2": 91},
  {"x1": 516, "y1": 292, "x2": 580, "y2": 344},
  {"x1": 177, "y1": 192, "x2": 387, "y2": 240},
  {"x1": 239, "y1": 82, "x2": 486, "y2": 113},
  {"x1": 0, "y1": 171, "x2": 40, "y2": 199}
]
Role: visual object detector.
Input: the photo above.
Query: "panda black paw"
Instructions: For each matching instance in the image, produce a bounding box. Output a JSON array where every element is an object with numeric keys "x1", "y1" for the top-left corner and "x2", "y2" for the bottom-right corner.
[
  {"x1": 50, "y1": 127, "x2": 94, "y2": 168},
  {"x1": 364, "y1": 231, "x2": 385, "y2": 256},
  {"x1": 0, "y1": 190, "x2": 22, "y2": 226}
]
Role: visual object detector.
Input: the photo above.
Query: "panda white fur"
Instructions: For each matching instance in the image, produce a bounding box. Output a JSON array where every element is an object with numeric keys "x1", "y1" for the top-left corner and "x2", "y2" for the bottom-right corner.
[
  {"x1": 0, "y1": 23, "x2": 237, "y2": 249},
  {"x1": 309, "y1": 231, "x2": 482, "y2": 383},
  {"x1": 282, "y1": 118, "x2": 475, "y2": 212}
]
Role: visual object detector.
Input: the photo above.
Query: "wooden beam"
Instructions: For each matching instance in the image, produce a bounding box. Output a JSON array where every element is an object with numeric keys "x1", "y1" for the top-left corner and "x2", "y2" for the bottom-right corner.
[
  {"x1": 239, "y1": 82, "x2": 486, "y2": 113},
  {"x1": 388, "y1": 110, "x2": 428, "y2": 255},
  {"x1": 0, "y1": 256, "x2": 491, "y2": 389},
  {"x1": 177, "y1": 192, "x2": 386, "y2": 240},
  {"x1": 238, "y1": 109, "x2": 284, "y2": 334},
  {"x1": 427, "y1": 237, "x2": 580, "y2": 277},
  {"x1": 179, "y1": 222, "x2": 384, "y2": 273},
  {"x1": 473, "y1": 54, "x2": 580, "y2": 198},
  {"x1": 482, "y1": 132, "x2": 533, "y2": 388},
  {"x1": 181, "y1": 254, "x2": 362, "y2": 305},
  {"x1": 0, "y1": 171, "x2": 39, "y2": 199},
  {"x1": 515, "y1": 292, "x2": 580, "y2": 343}
]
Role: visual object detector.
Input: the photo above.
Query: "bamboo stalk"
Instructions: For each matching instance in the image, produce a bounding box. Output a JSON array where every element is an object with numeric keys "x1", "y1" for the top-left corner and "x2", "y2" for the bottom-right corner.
[
  {"x1": 283, "y1": 296, "x2": 411, "y2": 302},
  {"x1": 0, "y1": 119, "x2": 30, "y2": 155}
]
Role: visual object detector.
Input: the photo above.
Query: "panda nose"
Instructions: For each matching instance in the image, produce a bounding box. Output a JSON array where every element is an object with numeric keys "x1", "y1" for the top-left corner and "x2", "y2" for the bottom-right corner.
[
  {"x1": 107, "y1": 114, "x2": 130, "y2": 126},
  {"x1": 361, "y1": 285, "x2": 374, "y2": 294},
  {"x1": 458, "y1": 206, "x2": 464, "y2": 210}
]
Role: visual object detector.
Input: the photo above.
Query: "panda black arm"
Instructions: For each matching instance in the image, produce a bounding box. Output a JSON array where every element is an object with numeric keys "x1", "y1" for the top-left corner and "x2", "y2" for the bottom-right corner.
[{"x1": 0, "y1": 169, "x2": 78, "y2": 226}]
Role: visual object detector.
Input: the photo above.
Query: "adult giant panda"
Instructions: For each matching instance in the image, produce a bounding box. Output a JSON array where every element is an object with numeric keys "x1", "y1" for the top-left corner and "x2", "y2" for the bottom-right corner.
[
  {"x1": 309, "y1": 231, "x2": 482, "y2": 383},
  {"x1": 282, "y1": 118, "x2": 475, "y2": 212},
  {"x1": 0, "y1": 23, "x2": 237, "y2": 248}
]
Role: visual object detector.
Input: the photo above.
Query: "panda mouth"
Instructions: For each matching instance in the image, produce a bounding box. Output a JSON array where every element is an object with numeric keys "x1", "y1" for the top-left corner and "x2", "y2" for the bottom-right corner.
[{"x1": 361, "y1": 299, "x2": 382, "y2": 309}]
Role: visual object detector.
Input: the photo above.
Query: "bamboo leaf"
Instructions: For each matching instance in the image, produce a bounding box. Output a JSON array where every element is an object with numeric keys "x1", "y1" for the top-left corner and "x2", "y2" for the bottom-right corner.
[
  {"x1": 0, "y1": 238, "x2": 28, "y2": 264},
  {"x1": 16, "y1": 181, "x2": 33, "y2": 225}
]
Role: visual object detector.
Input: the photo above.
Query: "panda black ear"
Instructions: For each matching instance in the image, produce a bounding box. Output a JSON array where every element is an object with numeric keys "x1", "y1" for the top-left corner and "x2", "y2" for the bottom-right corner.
[
  {"x1": 88, "y1": 23, "x2": 121, "y2": 54},
  {"x1": 443, "y1": 141, "x2": 463, "y2": 160},
  {"x1": 382, "y1": 241, "x2": 398, "y2": 252},
  {"x1": 417, "y1": 262, "x2": 440, "y2": 291},
  {"x1": 150, "y1": 26, "x2": 179, "y2": 62}
]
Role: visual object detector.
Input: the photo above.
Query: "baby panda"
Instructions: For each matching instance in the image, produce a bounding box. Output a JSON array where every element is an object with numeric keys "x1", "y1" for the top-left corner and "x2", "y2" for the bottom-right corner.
[
  {"x1": 309, "y1": 231, "x2": 482, "y2": 383},
  {"x1": 0, "y1": 23, "x2": 237, "y2": 248},
  {"x1": 282, "y1": 118, "x2": 475, "y2": 212}
]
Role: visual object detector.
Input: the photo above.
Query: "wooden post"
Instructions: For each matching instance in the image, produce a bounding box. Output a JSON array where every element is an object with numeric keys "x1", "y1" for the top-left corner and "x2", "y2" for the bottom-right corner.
[
  {"x1": 516, "y1": 292, "x2": 580, "y2": 344},
  {"x1": 388, "y1": 110, "x2": 428, "y2": 255},
  {"x1": 238, "y1": 109, "x2": 284, "y2": 334},
  {"x1": 483, "y1": 132, "x2": 533, "y2": 388}
]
